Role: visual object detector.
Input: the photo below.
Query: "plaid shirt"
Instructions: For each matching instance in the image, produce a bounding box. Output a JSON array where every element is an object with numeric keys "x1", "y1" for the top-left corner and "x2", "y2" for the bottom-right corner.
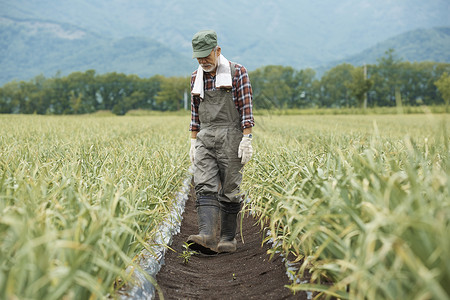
[{"x1": 190, "y1": 62, "x2": 254, "y2": 131}]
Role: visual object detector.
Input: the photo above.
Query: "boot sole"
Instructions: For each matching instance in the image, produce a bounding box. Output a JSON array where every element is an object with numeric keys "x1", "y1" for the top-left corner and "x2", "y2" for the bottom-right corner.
[{"x1": 187, "y1": 235, "x2": 218, "y2": 255}]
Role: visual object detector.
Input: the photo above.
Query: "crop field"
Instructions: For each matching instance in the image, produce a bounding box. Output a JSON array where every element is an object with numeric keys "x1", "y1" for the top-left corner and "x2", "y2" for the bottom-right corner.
[
  {"x1": 1, "y1": 113, "x2": 449, "y2": 299},
  {"x1": 0, "y1": 115, "x2": 191, "y2": 299},
  {"x1": 243, "y1": 113, "x2": 450, "y2": 299}
]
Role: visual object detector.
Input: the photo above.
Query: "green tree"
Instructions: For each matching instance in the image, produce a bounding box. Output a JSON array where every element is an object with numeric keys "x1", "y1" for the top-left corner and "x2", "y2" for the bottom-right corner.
[
  {"x1": 435, "y1": 72, "x2": 450, "y2": 112},
  {"x1": 49, "y1": 76, "x2": 71, "y2": 114},
  {"x1": 250, "y1": 65, "x2": 295, "y2": 109},
  {"x1": 0, "y1": 81, "x2": 18, "y2": 113},
  {"x1": 66, "y1": 70, "x2": 98, "y2": 114},
  {"x1": 140, "y1": 75, "x2": 164, "y2": 110},
  {"x1": 398, "y1": 61, "x2": 428, "y2": 106},
  {"x1": 155, "y1": 76, "x2": 190, "y2": 111},
  {"x1": 371, "y1": 49, "x2": 402, "y2": 106},
  {"x1": 291, "y1": 68, "x2": 317, "y2": 108},
  {"x1": 111, "y1": 74, "x2": 144, "y2": 115},
  {"x1": 97, "y1": 72, "x2": 127, "y2": 111},
  {"x1": 320, "y1": 63, "x2": 354, "y2": 107},
  {"x1": 346, "y1": 66, "x2": 373, "y2": 108},
  {"x1": 2, "y1": 59, "x2": 450, "y2": 115},
  {"x1": 123, "y1": 91, "x2": 146, "y2": 111}
]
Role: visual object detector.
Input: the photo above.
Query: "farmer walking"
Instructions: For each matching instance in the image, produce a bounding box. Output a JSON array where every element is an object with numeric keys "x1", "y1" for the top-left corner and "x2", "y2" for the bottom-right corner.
[{"x1": 187, "y1": 30, "x2": 254, "y2": 254}]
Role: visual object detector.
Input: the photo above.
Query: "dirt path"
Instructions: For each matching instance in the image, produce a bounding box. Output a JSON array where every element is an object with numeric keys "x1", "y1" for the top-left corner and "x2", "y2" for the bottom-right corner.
[{"x1": 154, "y1": 183, "x2": 309, "y2": 300}]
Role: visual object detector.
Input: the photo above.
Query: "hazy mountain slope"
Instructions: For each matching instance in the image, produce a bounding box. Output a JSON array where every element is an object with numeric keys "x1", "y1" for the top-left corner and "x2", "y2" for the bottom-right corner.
[
  {"x1": 0, "y1": 17, "x2": 196, "y2": 84},
  {"x1": 351, "y1": 27, "x2": 450, "y2": 64},
  {"x1": 0, "y1": 1, "x2": 449, "y2": 84},
  {"x1": 315, "y1": 27, "x2": 450, "y2": 75},
  {"x1": 2, "y1": 0, "x2": 449, "y2": 69}
]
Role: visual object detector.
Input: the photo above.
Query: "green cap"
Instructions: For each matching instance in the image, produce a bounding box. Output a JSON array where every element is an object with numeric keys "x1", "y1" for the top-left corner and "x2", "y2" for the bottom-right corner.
[{"x1": 192, "y1": 30, "x2": 217, "y2": 58}]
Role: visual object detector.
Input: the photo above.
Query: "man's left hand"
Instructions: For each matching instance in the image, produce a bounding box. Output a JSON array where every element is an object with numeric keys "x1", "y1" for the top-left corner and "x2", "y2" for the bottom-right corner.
[{"x1": 238, "y1": 136, "x2": 253, "y2": 164}]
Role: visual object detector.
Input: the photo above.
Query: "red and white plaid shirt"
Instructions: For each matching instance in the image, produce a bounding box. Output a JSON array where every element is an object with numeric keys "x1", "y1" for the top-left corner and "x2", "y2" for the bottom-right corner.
[{"x1": 189, "y1": 62, "x2": 254, "y2": 132}]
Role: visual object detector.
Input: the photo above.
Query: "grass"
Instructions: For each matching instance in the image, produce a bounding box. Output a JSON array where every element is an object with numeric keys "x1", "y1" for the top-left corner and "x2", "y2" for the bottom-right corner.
[
  {"x1": 242, "y1": 113, "x2": 450, "y2": 299},
  {"x1": 125, "y1": 109, "x2": 191, "y2": 117},
  {"x1": 254, "y1": 105, "x2": 448, "y2": 116},
  {"x1": 0, "y1": 114, "x2": 191, "y2": 299}
]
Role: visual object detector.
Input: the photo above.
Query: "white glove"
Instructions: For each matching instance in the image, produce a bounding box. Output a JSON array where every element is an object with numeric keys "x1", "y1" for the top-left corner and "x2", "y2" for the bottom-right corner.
[
  {"x1": 238, "y1": 136, "x2": 253, "y2": 164},
  {"x1": 190, "y1": 138, "x2": 196, "y2": 164}
]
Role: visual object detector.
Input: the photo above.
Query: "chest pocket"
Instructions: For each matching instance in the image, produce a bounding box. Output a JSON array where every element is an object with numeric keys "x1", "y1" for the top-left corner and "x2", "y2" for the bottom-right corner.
[
  {"x1": 198, "y1": 63, "x2": 239, "y2": 125},
  {"x1": 199, "y1": 89, "x2": 237, "y2": 124}
]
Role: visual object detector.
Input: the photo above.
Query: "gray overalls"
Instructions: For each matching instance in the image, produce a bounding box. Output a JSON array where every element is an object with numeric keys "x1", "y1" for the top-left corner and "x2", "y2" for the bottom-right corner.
[
  {"x1": 193, "y1": 70, "x2": 243, "y2": 207},
  {"x1": 187, "y1": 64, "x2": 244, "y2": 254}
]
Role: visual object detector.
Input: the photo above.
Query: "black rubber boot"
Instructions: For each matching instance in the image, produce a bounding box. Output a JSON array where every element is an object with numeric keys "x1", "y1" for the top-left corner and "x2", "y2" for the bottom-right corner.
[
  {"x1": 217, "y1": 202, "x2": 241, "y2": 253},
  {"x1": 187, "y1": 195, "x2": 219, "y2": 255}
]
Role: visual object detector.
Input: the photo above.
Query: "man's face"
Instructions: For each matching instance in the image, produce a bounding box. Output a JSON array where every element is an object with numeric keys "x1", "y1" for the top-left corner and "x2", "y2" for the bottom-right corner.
[{"x1": 197, "y1": 47, "x2": 220, "y2": 73}]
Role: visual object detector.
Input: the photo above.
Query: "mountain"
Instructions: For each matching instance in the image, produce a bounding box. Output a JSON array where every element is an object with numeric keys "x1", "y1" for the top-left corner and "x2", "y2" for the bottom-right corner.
[
  {"x1": 0, "y1": 0, "x2": 449, "y2": 84},
  {"x1": 0, "y1": 17, "x2": 196, "y2": 84},
  {"x1": 316, "y1": 26, "x2": 450, "y2": 75}
]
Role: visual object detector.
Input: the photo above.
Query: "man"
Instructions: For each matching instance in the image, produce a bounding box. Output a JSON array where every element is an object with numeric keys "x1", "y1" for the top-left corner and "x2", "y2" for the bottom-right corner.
[{"x1": 187, "y1": 30, "x2": 254, "y2": 254}]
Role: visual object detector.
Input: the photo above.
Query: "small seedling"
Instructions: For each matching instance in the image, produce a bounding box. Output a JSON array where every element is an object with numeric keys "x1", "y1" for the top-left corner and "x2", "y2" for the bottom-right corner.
[
  {"x1": 232, "y1": 273, "x2": 237, "y2": 281},
  {"x1": 178, "y1": 242, "x2": 197, "y2": 264}
]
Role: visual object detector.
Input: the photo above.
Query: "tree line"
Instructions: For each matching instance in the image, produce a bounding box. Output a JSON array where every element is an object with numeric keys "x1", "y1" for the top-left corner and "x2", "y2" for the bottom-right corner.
[{"x1": 1, "y1": 50, "x2": 449, "y2": 115}]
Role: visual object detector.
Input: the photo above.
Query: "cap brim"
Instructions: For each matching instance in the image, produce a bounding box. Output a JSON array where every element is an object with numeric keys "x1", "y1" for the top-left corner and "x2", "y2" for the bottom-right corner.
[{"x1": 192, "y1": 48, "x2": 214, "y2": 59}]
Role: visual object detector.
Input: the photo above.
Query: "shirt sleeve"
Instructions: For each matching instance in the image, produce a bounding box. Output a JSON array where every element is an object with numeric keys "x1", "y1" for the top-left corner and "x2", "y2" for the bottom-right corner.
[
  {"x1": 189, "y1": 71, "x2": 200, "y2": 132},
  {"x1": 234, "y1": 65, "x2": 255, "y2": 129}
]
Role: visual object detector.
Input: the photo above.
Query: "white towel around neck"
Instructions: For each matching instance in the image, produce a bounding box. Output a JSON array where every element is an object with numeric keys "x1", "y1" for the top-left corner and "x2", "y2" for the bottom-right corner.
[{"x1": 192, "y1": 54, "x2": 232, "y2": 100}]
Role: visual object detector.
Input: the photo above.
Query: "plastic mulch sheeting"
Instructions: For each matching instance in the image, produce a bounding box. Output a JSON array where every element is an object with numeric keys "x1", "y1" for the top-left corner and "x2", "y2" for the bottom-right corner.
[{"x1": 118, "y1": 170, "x2": 192, "y2": 299}]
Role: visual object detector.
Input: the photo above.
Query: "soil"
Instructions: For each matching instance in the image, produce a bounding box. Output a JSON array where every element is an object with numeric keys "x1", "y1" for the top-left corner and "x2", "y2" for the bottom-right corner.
[{"x1": 154, "y1": 182, "x2": 310, "y2": 300}]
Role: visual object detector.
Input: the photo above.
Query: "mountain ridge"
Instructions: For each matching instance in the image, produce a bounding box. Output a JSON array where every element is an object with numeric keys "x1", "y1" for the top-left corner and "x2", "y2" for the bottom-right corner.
[
  {"x1": 1, "y1": 0, "x2": 449, "y2": 85},
  {"x1": 2, "y1": 1, "x2": 449, "y2": 63},
  {"x1": 1, "y1": 19, "x2": 449, "y2": 85},
  {"x1": 315, "y1": 26, "x2": 450, "y2": 75},
  {"x1": 0, "y1": 16, "x2": 196, "y2": 84}
]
